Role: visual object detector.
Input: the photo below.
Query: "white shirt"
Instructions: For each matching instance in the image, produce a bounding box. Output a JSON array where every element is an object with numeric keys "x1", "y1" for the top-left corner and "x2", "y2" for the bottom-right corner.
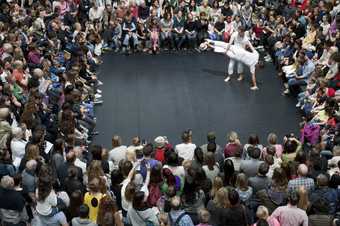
[
  {"x1": 121, "y1": 178, "x2": 149, "y2": 211},
  {"x1": 163, "y1": 165, "x2": 185, "y2": 179},
  {"x1": 175, "y1": 143, "x2": 196, "y2": 161},
  {"x1": 89, "y1": 6, "x2": 105, "y2": 21},
  {"x1": 74, "y1": 158, "x2": 87, "y2": 174},
  {"x1": 229, "y1": 32, "x2": 251, "y2": 48},
  {"x1": 109, "y1": 145, "x2": 127, "y2": 165},
  {"x1": 10, "y1": 138, "x2": 27, "y2": 160}
]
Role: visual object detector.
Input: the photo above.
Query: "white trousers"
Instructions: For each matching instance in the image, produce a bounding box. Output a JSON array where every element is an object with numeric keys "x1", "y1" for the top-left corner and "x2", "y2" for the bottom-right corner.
[{"x1": 228, "y1": 59, "x2": 244, "y2": 76}]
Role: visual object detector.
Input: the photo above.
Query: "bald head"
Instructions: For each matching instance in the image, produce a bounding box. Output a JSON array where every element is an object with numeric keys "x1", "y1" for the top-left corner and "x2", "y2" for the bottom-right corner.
[
  {"x1": 33, "y1": 68, "x2": 44, "y2": 78},
  {"x1": 297, "y1": 164, "x2": 308, "y2": 177}
]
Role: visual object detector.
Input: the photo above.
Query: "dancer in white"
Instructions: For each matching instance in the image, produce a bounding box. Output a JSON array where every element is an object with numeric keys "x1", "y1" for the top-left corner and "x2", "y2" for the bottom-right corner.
[
  {"x1": 200, "y1": 39, "x2": 259, "y2": 90},
  {"x1": 226, "y1": 26, "x2": 254, "y2": 82}
]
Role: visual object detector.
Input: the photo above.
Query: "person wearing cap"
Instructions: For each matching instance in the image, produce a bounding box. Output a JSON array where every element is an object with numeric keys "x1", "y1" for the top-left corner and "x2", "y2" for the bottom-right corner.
[
  {"x1": 154, "y1": 136, "x2": 171, "y2": 164},
  {"x1": 71, "y1": 204, "x2": 98, "y2": 226}
]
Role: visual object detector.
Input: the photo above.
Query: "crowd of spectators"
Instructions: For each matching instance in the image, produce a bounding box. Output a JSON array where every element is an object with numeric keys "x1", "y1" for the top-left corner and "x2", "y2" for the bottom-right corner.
[{"x1": 0, "y1": 0, "x2": 339, "y2": 226}]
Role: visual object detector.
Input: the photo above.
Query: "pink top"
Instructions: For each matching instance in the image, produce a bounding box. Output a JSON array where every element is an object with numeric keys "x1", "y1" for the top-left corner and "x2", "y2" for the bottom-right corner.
[
  {"x1": 252, "y1": 217, "x2": 280, "y2": 226},
  {"x1": 262, "y1": 144, "x2": 283, "y2": 159},
  {"x1": 271, "y1": 205, "x2": 308, "y2": 226}
]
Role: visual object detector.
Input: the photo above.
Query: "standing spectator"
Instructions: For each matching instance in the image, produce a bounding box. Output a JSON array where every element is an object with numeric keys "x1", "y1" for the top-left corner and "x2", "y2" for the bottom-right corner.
[
  {"x1": 109, "y1": 135, "x2": 127, "y2": 167},
  {"x1": 271, "y1": 190, "x2": 308, "y2": 226},
  {"x1": 175, "y1": 130, "x2": 196, "y2": 161},
  {"x1": 248, "y1": 163, "x2": 271, "y2": 193},
  {"x1": 0, "y1": 175, "x2": 28, "y2": 226},
  {"x1": 72, "y1": 204, "x2": 98, "y2": 226},
  {"x1": 239, "y1": 147, "x2": 263, "y2": 178},
  {"x1": 168, "y1": 196, "x2": 194, "y2": 226},
  {"x1": 287, "y1": 164, "x2": 315, "y2": 192},
  {"x1": 127, "y1": 191, "x2": 159, "y2": 226}
]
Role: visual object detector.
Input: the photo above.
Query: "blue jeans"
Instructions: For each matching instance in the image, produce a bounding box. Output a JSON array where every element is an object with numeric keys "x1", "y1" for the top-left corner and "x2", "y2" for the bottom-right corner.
[{"x1": 288, "y1": 78, "x2": 307, "y2": 96}]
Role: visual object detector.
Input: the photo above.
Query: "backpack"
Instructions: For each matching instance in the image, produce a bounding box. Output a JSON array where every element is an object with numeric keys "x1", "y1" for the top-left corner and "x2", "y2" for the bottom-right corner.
[
  {"x1": 147, "y1": 183, "x2": 161, "y2": 207},
  {"x1": 169, "y1": 212, "x2": 187, "y2": 226},
  {"x1": 135, "y1": 209, "x2": 156, "y2": 226}
]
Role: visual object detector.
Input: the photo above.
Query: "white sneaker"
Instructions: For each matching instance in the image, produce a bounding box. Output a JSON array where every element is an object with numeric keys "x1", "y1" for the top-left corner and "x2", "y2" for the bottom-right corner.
[
  {"x1": 97, "y1": 89, "x2": 102, "y2": 94},
  {"x1": 283, "y1": 89, "x2": 290, "y2": 95},
  {"x1": 94, "y1": 99, "x2": 103, "y2": 104},
  {"x1": 97, "y1": 80, "x2": 103, "y2": 86},
  {"x1": 224, "y1": 76, "x2": 231, "y2": 82},
  {"x1": 296, "y1": 103, "x2": 301, "y2": 108},
  {"x1": 95, "y1": 94, "x2": 102, "y2": 99},
  {"x1": 250, "y1": 86, "x2": 259, "y2": 91}
]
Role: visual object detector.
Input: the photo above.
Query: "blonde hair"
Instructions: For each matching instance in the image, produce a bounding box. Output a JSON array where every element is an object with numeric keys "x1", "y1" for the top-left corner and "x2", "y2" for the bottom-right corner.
[
  {"x1": 159, "y1": 213, "x2": 169, "y2": 226},
  {"x1": 256, "y1": 205, "x2": 269, "y2": 219},
  {"x1": 198, "y1": 209, "x2": 210, "y2": 224},
  {"x1": 213, "y1": 187, "x2": 229, "y2": 208},
  {"x1": 126, "y1": 147, "x2": 136, "y2": 163},
  {"x1": 235, "y1": 173, "x2": 248, "y2": 191},
  {"x1": 228, "y1": 131, "x2": 239, "y2": 143},
  {"x1": 210, "y1": 176, "x2": 223, "y2": 198},
  {"x1": 267, "y1": 133, "x2": 278, "y2": 145},
  {"x1": 297, "y1": 186, "x2": 310, "y2": 211}
]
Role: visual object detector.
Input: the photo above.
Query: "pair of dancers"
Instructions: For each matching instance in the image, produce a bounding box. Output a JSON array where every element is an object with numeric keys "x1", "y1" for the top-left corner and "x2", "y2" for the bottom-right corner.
[{"x1": 200, "y1": 38, "x2": 259, "y2": 90}]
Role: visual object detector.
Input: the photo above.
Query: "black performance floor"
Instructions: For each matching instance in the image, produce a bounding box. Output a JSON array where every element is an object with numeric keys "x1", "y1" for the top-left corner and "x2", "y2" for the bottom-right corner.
[{"x1": 94, "y1": 51, "x2": 301, "y2": 148}]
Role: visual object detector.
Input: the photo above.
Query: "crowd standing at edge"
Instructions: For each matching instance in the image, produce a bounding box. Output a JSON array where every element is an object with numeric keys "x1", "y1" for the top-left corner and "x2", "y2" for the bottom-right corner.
[{"x1": 0, "y1": 0, "x2": 340, "y2": 226}]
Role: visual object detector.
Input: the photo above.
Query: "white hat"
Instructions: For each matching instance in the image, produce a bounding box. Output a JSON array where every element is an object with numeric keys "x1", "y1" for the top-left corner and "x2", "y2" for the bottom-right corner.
[{"x1": 154, "y1": 136, "x2": 166, "y2": 148}]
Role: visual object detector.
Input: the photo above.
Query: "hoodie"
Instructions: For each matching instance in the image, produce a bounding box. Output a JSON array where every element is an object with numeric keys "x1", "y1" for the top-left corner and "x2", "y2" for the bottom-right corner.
[{"x1": 71, "y1": 217, "x2": 98, "y2": 226}]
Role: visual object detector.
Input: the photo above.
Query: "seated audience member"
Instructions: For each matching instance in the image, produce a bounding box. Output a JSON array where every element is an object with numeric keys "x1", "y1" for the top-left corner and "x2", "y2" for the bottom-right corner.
[
  {"x1": 0, "y1": 1, "x2": 338, "y2": 226},
  {"x1": 284, "y1": 51, "x2": 315, "y2": 96},
  {"x1": 184, "y1": 13, "x2": 198, "y2": 50}
]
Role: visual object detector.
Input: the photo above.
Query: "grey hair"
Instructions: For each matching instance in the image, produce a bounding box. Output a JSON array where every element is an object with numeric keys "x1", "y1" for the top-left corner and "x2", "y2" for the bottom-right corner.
[
  {"x1": 1, "y1": 175, "x2": 14, "y2": 189},
  {"x1": 26, "y1": 159, "x2": 37, "y2": 170}
]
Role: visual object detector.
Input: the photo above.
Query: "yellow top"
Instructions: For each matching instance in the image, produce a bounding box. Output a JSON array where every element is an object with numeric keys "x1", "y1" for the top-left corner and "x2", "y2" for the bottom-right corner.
[{"x1": 83, "y1": 192, "x2": 105, "y2": 222}]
